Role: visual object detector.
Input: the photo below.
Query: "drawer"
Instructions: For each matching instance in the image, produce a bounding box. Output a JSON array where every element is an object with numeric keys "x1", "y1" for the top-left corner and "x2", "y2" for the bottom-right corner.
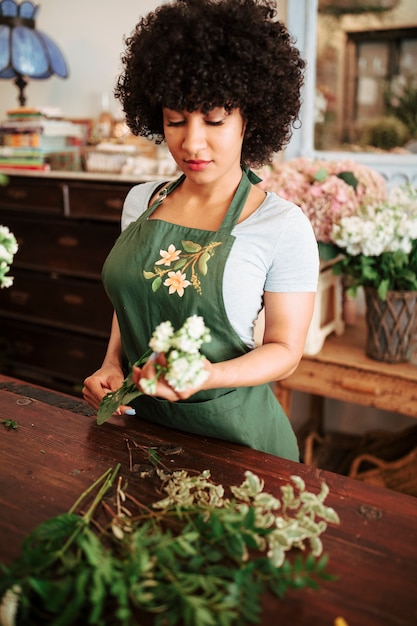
[
  {"x1": 67, "y1": 181, "x2": 132, "y2": 220},
  {"x1": 0, "y1": 319, "x2": 108, "y2": 384},
  {"x1": 0, "y1": 177, "x2": 65, "y2": 214},
  {"x1": 0, "y1": 269, "x2": 113, "y2": 335},
  {"x1": 4, "y1": 214, "x2": 119, "y2": 278}
]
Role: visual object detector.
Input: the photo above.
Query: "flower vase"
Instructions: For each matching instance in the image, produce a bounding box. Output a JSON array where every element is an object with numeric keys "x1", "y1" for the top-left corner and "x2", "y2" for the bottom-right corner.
[{"x1": 364, "y1": 288, "x2": 417, "y2": 363}]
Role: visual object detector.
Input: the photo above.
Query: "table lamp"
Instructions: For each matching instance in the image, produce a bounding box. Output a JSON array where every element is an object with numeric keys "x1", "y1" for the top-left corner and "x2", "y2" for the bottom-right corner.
[{"x1": 0, "y1": 0, "x2": 68, "y2": 107}]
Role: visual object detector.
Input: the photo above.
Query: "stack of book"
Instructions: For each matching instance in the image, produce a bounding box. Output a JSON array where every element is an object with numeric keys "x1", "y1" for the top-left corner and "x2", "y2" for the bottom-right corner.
[{"x1": 0, "y1": 108, "x2": 83, "y2": 171}]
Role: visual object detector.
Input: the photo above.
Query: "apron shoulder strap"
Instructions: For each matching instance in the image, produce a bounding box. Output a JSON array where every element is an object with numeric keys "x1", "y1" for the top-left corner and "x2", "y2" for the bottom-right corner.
[
  {"x1": 145, "y1": 175, "x2": 186, "y2": 218},
  {"x1": 218, "y1": 167, "x2": 259, "y2": 233}
]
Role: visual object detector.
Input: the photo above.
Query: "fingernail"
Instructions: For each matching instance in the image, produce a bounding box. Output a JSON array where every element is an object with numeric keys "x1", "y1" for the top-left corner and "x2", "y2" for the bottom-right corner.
[{"x1": 125, "y1": 408, "x2": 136, "y2": 416}]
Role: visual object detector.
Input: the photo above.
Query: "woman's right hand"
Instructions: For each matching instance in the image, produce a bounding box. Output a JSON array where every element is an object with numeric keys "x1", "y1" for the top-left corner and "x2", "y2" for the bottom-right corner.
[{"x1": 82, "y1": 365, "x2": 131, "y2": 415}]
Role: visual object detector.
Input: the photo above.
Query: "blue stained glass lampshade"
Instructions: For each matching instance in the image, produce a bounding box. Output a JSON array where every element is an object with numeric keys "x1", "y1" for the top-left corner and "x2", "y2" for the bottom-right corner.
[{"x1": 0, "y1": 0, "x2": 68, "y2": 104}]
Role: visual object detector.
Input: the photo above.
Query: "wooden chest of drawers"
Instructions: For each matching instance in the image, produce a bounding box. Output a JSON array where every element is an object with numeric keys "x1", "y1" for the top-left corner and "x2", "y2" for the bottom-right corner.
[{"x1": 0, "y1": 173, "x2": 139, "y2": 394}]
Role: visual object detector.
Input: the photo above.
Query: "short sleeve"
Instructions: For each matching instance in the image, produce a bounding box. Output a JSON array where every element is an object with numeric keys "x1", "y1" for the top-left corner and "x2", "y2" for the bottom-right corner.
[
  {"x1": 121, "y1": 181, "x2": 162, "y2": 231},
  {"x1": 265, "y1": 204, "x2": 319, "y2": 292}
]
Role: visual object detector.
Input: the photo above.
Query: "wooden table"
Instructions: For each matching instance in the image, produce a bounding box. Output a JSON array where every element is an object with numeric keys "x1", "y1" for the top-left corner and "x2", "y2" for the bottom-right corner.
[
  {"x1": 275, "y1": 317, "x2": 417, "y2": 427},
  {"x1": 1, "y1": 374, "x2": 417, "y2": 626}
]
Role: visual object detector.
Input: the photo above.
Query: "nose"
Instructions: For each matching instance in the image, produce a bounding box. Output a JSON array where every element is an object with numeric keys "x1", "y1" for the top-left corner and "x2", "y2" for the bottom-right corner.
[{"x1": 182, "y1": 116, "x2": 207, "y2": 155}]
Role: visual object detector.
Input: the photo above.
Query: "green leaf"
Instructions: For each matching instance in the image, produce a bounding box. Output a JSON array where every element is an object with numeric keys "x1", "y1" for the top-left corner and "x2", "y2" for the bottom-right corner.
[
  {"x1": 96, "y1": 357, "x2": 148, "y2": 424},
  {"x1": 182, "y1": 240, "x2": 202, "y2": 253},
  {"x1": 0, "y1": 419, "x2": 18, "y2": 430},
  {"x1": 24, "y1": 513, "x2": 81, "y2": 553},
  {"x1": 143, "y1": 270, "x2": 156, "y2": 279},
  {"x1": 198, "y1": 251, "x2": 211, "y2": 276},
  {"x1": 377, "y1": 279, "x2": 389, "y2": 300},
  {"x1": 152, "y1": 275, "x2": 163, "y2": 292},
  {"x1": 318, "y1": 241, "x2": 341, "y2": 261},
  {"x1": 313, "y1": 167, "x2": 328, "y2": 182},
  {"x1": 173, "y1": 258, "x2": 187, "y2": 270},
  {"x1": 96, "y1": 381, "x2": 137, "y2": 425},
  {"x1": 336, "y1": 170, "x2": 358, "y2": 191}
]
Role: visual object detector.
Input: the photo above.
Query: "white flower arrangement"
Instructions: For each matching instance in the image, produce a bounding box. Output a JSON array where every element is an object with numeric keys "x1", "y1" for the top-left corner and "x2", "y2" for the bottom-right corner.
[
  {"x1": 0, "y1": 225, "x2": 18, "y2": 289},
  {"x1": 141, "y1": 315, "x2": 211, "y2": 394},
  {"x1": 332, "y1": 184, "x2": 417, "y2": 257},
  {"x1": 331, "y1": 183, "x2": 417, "y2": 299},
  {"x1": 97, "y1": 315, "x2": 211, "y2": 424}
]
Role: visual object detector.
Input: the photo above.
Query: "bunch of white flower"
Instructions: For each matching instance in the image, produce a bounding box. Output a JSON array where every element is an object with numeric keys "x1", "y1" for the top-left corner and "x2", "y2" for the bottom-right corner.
[
  {"x1": 0, "y1": 225, "x2": 18, "y2": 289},
  {"x1": 142, "y1": 315, "x2": 211, "y2": 394},
  {"x1": 331, "y1": 184, "x2": 417, "y2": 257}
]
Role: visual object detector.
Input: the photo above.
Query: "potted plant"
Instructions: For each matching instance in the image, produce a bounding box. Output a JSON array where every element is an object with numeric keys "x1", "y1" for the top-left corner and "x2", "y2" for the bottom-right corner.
[{"x1": 331, "y1": 184, "x2": 417, "y2": 362}]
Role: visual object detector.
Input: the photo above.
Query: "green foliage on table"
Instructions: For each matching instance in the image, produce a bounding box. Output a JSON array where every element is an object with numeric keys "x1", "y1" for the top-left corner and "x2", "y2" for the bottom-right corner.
[
  {"x1": 0, "y1": 419, "x2": 18, "y2": 430},
  {"x1": 0, "y1": 464, "x2": 339, "y2": 626}
]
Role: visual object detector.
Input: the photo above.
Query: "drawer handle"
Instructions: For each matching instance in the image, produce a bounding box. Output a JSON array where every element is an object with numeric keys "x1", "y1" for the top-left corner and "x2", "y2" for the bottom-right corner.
[
  {"x1": 15, "y1": 341, "x2": 34, "y2": 356},
  {"x1": 105, "y1": 197, "x2": 124, "y2": 211},
  {"x1": 63, "y1": 293, "x2": 84, "y2": 306},
  {"x1": 68, "y1": 348, "x2": 86, "y2": 359},
  {"x1": 58, "y1": 235, "x2": 79, "y2": 248},
  {"x1": 339, "y1": 378, "x2": 381, "y2": 396},
  {"x1": 10, "y1": 290, "x2": 30, "y2": 305},
  {"x1": 7, "y1": 188, "x2": 27, "y2": 200}
]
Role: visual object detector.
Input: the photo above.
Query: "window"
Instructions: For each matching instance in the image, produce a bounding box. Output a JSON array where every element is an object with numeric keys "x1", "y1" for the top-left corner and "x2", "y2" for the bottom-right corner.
[
  {"x1": 286, "y1": 0, "x2": 417, "y2": 187},
  {"x1": 342, "y1": 28, "x2": 417, "y2": 148}
]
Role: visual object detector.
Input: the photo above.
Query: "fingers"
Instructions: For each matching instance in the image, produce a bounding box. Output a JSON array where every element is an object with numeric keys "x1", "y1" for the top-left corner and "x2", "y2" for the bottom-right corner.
[{"x1": 114, "y1": 404, "x2": 136, "y2": 416}]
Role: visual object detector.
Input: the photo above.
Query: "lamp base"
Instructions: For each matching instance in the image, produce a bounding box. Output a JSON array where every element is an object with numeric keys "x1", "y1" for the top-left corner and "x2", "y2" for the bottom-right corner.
[{"x1": 14, "y1": 74, "x2": 28, "y2": 107}]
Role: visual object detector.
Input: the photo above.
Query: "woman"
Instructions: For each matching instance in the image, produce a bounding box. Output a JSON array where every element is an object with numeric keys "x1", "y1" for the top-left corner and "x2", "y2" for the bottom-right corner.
[{"x1": 82, "y1": 0, "x2": 319, "y2": 461}]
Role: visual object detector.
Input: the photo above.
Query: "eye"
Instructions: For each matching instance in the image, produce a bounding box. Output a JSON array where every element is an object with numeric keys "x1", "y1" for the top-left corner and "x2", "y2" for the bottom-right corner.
[
  {"x1": 205, "y1": 119, "x2": 225, "y2": 126},
  {"x1": 166, "y1": 120, "x2": 185, "y2": 127}
]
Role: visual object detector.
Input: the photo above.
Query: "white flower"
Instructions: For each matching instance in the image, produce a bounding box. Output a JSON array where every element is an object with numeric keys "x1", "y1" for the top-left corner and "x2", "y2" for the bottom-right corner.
[
  {"x1": 331, "y1": 184, "x2": 417, "y2": 257},
  {"x1": 0, "y1": 225, "x2": 18, "y2": 256},
  {"x1": 145, "y1": 316, "x2": 211, "y2": 393},
  {"x1": 0, "y1": 243, "x2": 13, "y2": 265},
  {"x1": 0, "y1": 225, "x2": 18, "y2": 289},
  {"x1": 183, "y1": 314, "x2": 209, "y2": 340},
  {"x1": 0, "y1": 585, "x2": 21, "y2": 626},
  {"x1": 148, "y1": 320, "x2": 174, "y2": 353},
  {"x1": 171, "y1": 332, "x2": 199, "y2": 354},
  {"x1": 165, "y1": 353, "x2": 208, "y2": 391}
]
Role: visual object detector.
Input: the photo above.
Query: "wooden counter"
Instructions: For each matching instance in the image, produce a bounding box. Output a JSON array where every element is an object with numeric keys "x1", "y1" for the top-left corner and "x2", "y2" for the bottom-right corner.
[{"x1": 0, "y1": 374, "x2": 416, "y2": 626}]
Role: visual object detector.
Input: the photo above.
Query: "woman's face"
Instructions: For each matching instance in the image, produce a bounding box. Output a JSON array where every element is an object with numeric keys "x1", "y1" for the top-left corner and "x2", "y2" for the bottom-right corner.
[{"x1": 162, "y1": 106, "x2": 246, "y2": 184}]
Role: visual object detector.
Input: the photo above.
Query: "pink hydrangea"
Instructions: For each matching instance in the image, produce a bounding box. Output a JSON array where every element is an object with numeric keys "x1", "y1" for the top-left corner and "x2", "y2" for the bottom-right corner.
[{"x1": 257, "y1": 158, "x2": 387, "y2": 243}]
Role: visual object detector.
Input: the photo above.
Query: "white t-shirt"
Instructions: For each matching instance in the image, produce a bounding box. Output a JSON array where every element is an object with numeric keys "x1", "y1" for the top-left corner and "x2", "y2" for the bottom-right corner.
[{"x1": 121, "y1": 181, "x2": 319, "y2": 348}]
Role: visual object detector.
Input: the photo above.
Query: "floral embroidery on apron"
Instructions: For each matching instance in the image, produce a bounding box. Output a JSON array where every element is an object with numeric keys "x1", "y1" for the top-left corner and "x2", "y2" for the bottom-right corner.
[{"x1": 143, "y1": 239, "x2": 223, "y2": 296}]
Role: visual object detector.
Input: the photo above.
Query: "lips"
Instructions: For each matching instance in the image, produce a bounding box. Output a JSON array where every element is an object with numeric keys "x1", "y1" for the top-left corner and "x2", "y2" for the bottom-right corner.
[{"x1": 185, "y1": 160, "x2": 211, "y2": 172}]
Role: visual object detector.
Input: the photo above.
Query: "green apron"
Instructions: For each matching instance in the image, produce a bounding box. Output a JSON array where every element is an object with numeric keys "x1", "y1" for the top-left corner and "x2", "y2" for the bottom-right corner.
[{"x1": 102, "y1": 169, "x2": 299, "y2": 461}]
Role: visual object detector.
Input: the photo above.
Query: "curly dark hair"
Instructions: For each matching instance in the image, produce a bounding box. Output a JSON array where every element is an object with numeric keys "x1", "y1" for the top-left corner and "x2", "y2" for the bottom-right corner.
[{"x1": 115, "y1": 0, "x2": 305, "y2": 167}]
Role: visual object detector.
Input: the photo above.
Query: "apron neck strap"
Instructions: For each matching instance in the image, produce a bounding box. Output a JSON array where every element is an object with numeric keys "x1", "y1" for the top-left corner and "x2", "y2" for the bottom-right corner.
[
  {"x1": 147, "y1": 167, "x2": 260, "y2": 233},
  {"x1": 218, "y1": 167, "x2": 257, "y2": 233},
  {"x1": 148, "y1": 175, "x2": 186, "y2": 212}
]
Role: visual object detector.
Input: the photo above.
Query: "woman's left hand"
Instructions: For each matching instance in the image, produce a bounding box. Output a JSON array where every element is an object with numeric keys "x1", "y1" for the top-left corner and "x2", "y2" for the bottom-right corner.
[{"x1": 132, "y1": 352, "x2": 211, "y2": 401}]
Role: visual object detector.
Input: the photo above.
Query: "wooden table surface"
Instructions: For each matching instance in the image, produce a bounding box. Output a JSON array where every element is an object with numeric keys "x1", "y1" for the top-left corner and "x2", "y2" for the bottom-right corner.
[
  {"x1": 1, "y1": 374, "x2": 417, "y2": 626},
  {"x1": 275, "y1": 317, "x2": 417, "y2": 421}
]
